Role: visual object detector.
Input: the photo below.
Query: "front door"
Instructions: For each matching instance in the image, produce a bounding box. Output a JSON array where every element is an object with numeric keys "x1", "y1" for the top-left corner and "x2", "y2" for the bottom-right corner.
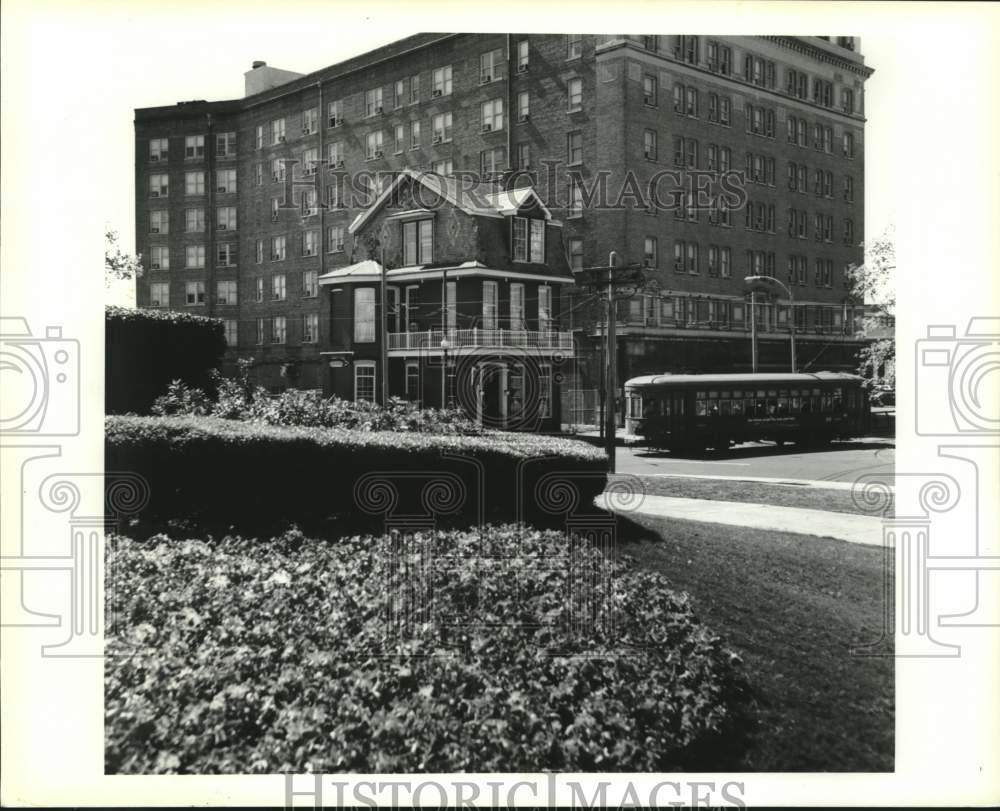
[{"x1": 481, "y1": 363, "x2": 504, "y2": 426}]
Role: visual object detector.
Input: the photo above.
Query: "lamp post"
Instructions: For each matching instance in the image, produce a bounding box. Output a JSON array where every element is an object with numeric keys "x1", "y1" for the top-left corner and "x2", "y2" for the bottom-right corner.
[{"x1": 744, "y1": 275, "x2": 796, "y2": 373}]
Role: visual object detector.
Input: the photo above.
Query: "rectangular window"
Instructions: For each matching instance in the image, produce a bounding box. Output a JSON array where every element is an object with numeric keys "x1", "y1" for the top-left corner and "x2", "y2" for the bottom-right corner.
[
  {"x1": 480, "y1": 48, "x2": 504, "y2": 83},
  {"x1": 255, "y1": 125, "x2": 265, "y2": 150},
  {"x1": 366, "y1": 130, "x2": 384, "y2": 160},
  {"x1": 405, "y1": 362, "x2": 420, "y2": 400},
  {"x1": 216, "y1": 131, "x2": 236, "y2": 157},
  {"x1": 482, "y1": 281, "x2": 498, "y2": 329},
  {"x1": 355, "y1": 288, "x2": 376, "y2": 342},
  {"x1": 271, "y1": 316, "x2": 286, "y2": 345},
  {"x1": 535, "y1": 285, "x2": 551, "y2": 333},
  {"x1": 150, "y1": 246, "x2": 169, "y2": 270},
  {"x1": 216, "y1": 206, "x2": 237, "y2": 231},
  {"x1": 410, "y1": 74, "x2": 420, "y2": 103},
  {"x1": 185, "y1": 245, "x2": 205, "y2": 268},
  {"x1": 184, "y1": 171, "x2": 204, "y2": 196},
  {"x1": 216, "y1": 169, "x2": 237, "y2": 194},
  {"x1": 328, "y1": 225, "x2": 345, "y2": 252},
  {"x1": 149, "y1": 174, "x2": 169, "y2": 197},
  {"x1": 393, "y1": 79, "x2": 406, "y2": 109},
  {"x1": 720, "y1": 247, "x2": 731, "y2": 278},
  {"x1": 354, "y1": 363, "x2": 376, "y2": 402},
  {"x1": 446, "y1": 281, "x2": 457, "y2": 331},
  {"x1": 271, "y1": 158, "x2": 286, "y2": 182},
  {"x1": 643, "y1": 129, "x2": 657, "y2": 160},
  {"x1": 567, "y1": 131, "x2": 583, "y2": 165},
  {"x1": 302, "y1": 313, "x2": 318, "y2": 344},
  {"x1": 216, "y1": 280, "x2": 237, "y2": 305},
  {"x1": 272, "y1": 273, "x2": 286, "y2": 301},
  {"x1": 482, "y1": 98, "x2": 504, "y2": 132},
  {"x1": 303, "y1": 270, "x2": 318, "y2": 298},
  {"x1": 567, "y1": 181, "x2": 583, "y2": 217},
  {"x1": 844, "y1": 175, "x2": 855, "y2": 202},
  {"x1": 510, "y1": 282, "x2": 525, "y2": 328},
  {"x1": 402, "y1": 219, "x2": 433, "y2": 265},
  {"x1": 569, "y1": 238, "x2": 584, "y2": 272},
  {"x1": 223, "y1": 319, "x2": 237, "y2": 345},
  {"x1": 184, "y1": 135, "x2": 205, "y2": 160},
  {"x1": 328, "y1": 100, "x2": 343, "y2": 128},
  {"x1": 271, "y1": 235, "x2": 286, "y2": 261},
  {"x1": 843, "y1": 132, "x2": 855, "y2": 158},
  {"x1": 184, "y1": 281, "x2": 205, "y2": 305},
  {"x1": 255, "y1": 278, "x2": 264, "y2": 302},
  {"x1": 529, "y1": 219, "x2": 545, "y2": 263},
  {"x1": 270, "y1": 118, "x2": 286, "y2": 144},
  {"x1": 366, "y1": 87, "x2": 384, "y2": 118},
  {"x1": 512, "y1": 217, "x2": 528, "y2": 262},
  {"x1": 518, "y1": 91, "x2": 530, "y2": 122},
  {"x1": 686, "y1": 242, "x2": 699, "y2": 274},
  {"x1": 517, "y1": 40, "x2": 529, "y2": 71},
  {"x1": 567, "y1": 78, "x2": 583, "y2": 111},
  {"x1": 481, "y1": 146, "x2": 505, "y2": 175},
  {"x1": 567, "y1": 34, "x2": 582, "y2": 59},
  {"x1": 255, "y1": 317, "x2": 265, "y2": 345},
  {"x1": 149, "y1": 138, "x2": 168, "y2": 162},
  {"x1": 254, "y1": 163, "x2": 264, "y2": 186},
  {"x1": 432, "y1": 65, "x2": 453, "y2": 97},
  {"x1": 255, "y1": 239, "x2": 264, "y2": 264},
  {"x1": 410, "y1": 121, "x2": 421, "y2": 149},
  {"x1": 431, "y1": 159, "x2": 453, "y2": 175},
  {"x1": 394, "y1": 124, "x2": 406, "y2": 154},
  {"x1": 149, "y1": 210, "x2": 169, "y2": 234},
  {"x1": 301, "y1": 147, "x2": 319, "y2": 176},
  {"x1": 432, "y1": 112, "x2": 453, "y2": 143},
  {"x1": 302, "y1": 229, "x2": 319, "y2": 257},
  {"x1": 644, "y1": 236, "x2": 658, "y2": 268},
  {"x1": 643, "y1": 74, "x2": 657, "y2": 106},
  {"x1": 517, "y1": 142, "x2": 531, "y2": 170},
  {"x1": 538, "y1": 363, "x2": 552, "y2": 418},
  {"x1": 301, "y1": 108, "x2": 318, "y2": 135},
  {"x1": 217, "y1": 243, "x2": 236, "y2": 266}
]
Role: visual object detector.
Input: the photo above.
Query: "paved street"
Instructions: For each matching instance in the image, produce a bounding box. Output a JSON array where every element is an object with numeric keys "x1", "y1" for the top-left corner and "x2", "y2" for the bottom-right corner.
[{"x1": 615, "y1": 438, "x2": 895, "y2": 485}]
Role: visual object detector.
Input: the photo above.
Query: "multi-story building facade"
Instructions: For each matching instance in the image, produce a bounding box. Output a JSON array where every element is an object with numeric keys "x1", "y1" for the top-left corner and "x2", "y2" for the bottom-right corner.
[{"x1": 135, "y1": 34, "x2": 872, "y2": 412}]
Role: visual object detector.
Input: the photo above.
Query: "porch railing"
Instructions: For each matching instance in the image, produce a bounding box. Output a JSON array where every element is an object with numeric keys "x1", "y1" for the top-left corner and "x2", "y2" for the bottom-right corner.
[{"x1": 387, "y1": 328, "x2": 574, "y2": 351}]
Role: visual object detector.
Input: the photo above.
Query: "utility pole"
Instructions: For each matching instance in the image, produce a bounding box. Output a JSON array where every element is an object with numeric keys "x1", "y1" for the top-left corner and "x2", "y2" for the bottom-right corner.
[
  {"x1": 749, "y1": 289, "x2": 758, "y2": 373},
  {"x1": 573, "y1": 252, "x2": 645, "y2": 474},
  {"x1": 380, "y1": 243, "x2": 389, "y2": 405}
]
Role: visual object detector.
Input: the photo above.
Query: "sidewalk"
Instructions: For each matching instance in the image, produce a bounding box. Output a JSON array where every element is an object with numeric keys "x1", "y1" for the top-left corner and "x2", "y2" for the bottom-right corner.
[{"x1": 596, "y1": 492, "x2": 885, "y2": 547}]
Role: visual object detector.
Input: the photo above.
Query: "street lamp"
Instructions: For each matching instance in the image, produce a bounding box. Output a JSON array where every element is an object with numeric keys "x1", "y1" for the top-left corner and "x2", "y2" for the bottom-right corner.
[
  {"x1": 744, "y1": 275, "x2": 796, "y2": 373},
  {"x1": 439, "y1": 337, "x2": 451, "y2": 408}
]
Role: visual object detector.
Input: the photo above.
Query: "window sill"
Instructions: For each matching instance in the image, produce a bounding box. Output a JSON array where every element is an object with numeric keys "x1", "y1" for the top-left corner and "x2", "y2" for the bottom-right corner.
[{"x1": 567, "y1": 106, "x2": 584, "y2": 114}]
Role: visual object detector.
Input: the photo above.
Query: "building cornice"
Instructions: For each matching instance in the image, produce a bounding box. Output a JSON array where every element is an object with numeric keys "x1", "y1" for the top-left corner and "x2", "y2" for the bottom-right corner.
[{"x1": 764, "y1": 37, "x2": 874, "y2": 79}]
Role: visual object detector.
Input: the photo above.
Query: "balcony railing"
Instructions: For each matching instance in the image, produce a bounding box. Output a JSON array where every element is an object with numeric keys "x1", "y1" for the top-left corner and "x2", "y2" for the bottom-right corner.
[{"x1": 387, "y1": 328, "x2": 574, "y2": 352}]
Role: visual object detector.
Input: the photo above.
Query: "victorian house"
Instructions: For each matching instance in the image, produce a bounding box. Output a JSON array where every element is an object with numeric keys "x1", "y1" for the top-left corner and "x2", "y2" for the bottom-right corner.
[{"x1": 317, "y1": 169, "x2": 574, "y2": 430}]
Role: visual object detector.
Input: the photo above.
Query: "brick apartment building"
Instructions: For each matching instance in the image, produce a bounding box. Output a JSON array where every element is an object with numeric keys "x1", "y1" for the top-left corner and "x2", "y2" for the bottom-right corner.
[{"x1": 134, "y1": 34, "x2": 873, "y2": 414}]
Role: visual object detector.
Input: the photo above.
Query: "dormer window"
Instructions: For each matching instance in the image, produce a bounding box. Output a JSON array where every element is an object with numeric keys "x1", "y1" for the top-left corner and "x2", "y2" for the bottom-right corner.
[
  {"x1": 402, "y1": 219, "x2": 433, "y2": 265},
  {"x1": 512, "y1": 216, "x2": 545, "y2": 263}
]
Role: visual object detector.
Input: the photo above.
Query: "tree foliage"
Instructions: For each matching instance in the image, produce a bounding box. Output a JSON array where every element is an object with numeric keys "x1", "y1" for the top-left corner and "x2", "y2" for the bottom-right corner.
[
  {"x1": 106, "y1": 228, "x2": 143, "y2": 285},
  {"x1": 849, "y1": 226, "x2": 895, "y2": 387}
]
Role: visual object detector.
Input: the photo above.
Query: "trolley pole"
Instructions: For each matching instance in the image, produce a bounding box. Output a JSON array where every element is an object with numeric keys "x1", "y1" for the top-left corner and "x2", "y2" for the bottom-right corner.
[{"x1": 573, "y1": 252, "x2": 646, "y2": 475}]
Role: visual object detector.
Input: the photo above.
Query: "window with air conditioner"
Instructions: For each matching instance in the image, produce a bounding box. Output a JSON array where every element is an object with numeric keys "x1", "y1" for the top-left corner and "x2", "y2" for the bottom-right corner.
[{"x1": 482, "y1": 98, "x2": 503, "y2": 132}]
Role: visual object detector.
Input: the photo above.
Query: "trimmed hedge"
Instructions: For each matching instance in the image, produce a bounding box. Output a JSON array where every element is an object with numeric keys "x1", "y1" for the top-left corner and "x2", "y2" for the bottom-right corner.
[
  {"x1": 106, "y1": 306, "x2": 225, "y2": 414},
  {"x1": 106, "y1": 526, "x2": 752, "y2": 773},
  {"x1": 105, "y1": 415, "x2": 608, "y2": 531}
]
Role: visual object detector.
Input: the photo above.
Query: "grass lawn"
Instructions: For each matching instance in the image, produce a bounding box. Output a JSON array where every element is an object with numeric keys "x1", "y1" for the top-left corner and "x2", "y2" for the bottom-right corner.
[
  {"x1": 612, "y1": 474, "x2": 893, "y2": 517},
  {"x1": 619, "y1": 513, "x2": 894, "y2": 771}
]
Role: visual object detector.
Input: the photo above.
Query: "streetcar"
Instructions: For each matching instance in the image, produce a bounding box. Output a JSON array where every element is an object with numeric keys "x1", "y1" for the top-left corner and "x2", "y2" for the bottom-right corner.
[{"x1": 624, "y1": 372, "x2": 870, "y2": 452}]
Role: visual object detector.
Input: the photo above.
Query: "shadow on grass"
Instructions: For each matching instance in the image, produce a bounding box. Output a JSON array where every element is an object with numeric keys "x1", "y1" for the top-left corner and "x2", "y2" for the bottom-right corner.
[
  {"x1": 613, "y1": 512, "x2": 894, "y2": 772},
  {"x1": 631, "y1": 439, "x2": 896, "y2": 462}
]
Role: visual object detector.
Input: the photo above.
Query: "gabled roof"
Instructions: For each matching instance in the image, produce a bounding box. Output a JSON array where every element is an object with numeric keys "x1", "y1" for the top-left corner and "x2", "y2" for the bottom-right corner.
[{"x1": 349, "y1": 169, "x2": 551, "y2": 235}]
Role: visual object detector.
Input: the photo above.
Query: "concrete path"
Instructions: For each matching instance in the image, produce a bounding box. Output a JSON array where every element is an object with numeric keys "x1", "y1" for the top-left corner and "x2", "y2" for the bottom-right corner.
[
  {"x1": 596, "y1": 492, "x2": 885, "y2": 547},
  {"x1": 619, "y1": 472, "x2": 894, "y2": 492}
]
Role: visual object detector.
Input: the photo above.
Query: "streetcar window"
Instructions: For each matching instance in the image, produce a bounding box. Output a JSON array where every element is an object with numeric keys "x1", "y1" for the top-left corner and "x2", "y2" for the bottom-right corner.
[
  {"x1": 791, "y1": 393, "x2": 802, "y2": 413},
  {"x1": 695, "y1": 399, "x2": 708, "y2": 417},
  {"x1": 778, "y1": 397, "x2": 789, "y2": 415},
  {"x1": 628, "y1": 395, "x2": 642, "y2": 418},
  {"x1": 720, "y1": 398, "x2": 732, "y2": 416},
  {"x1": 660, "y1": 398, "x2": 670, "y2": 417},
  {"x1": 731, "y1": 398, "x2": 743, "y2": 416}
]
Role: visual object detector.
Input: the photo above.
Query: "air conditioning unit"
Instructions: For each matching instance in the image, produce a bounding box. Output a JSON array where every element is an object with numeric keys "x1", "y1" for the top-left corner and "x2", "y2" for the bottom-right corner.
[
  {"x1": 432, "y1": 135, "x2": 443, "y2": 144},
  {"x1": 151, "y1": 227, "x2": 160, "y2": 234},
  {"x1": 335, "y1": 243, "x2": 345, "y2": 251},
  {"x1": 432, "y1": 89, "x2": 443, "y2": 97},
  {"x1": 218, "y1": 186, "x2": 228, "y2": 193},
  {"x1": 271, "y1": 253, "x2": 280, "y2": 260},
  {"x1": 150, "y1": 155, "x2": 160, "y2": 162},
  {"x1": 481, "y1": 73, "x2": 492, "y2": 83},
  {"x1": 644, "y1": 95, "x2": 654, "y2": 105},
  {"x1": 482, "y1": 123, "x2": 493, "y2": 132},
  {"x1": 517, "y1": 63, "x2": 528, "y2": 73},
  {"x1": 518, "y1": 114, "x2": 529, "y2": 122},
  {"x1": 643, "y1": 259, "x2": 652, "y2": 268},
  {"x1": 374, "y1": 149, "x2": 384, "y2": 158},
  {"x1": 375, "y1": 105, "x2": 383, "y2": 115},
  {"x1": 151, "y1": 190, "x2": 161, "y2": 197},
  {"x1": 303, "y1": 126, "x2": 312, "y2": 135},
  {"x1": 303, "y1": 208, "x2": 318, "y2": 217},
  {"x1": 271, "y1": 214, "x2": 279, "y2": 223},
  {"x1": 218, "y1": 223, "x2": 227, "y2": 230},
  {"x1": 151, "y1": 263, "x2": 161, "y2": 270},
  {"x1": 329, "y1": 118, "x2": 340, "y2": 127},
  {"x1": 332, "y1": 158, "x2": 344, "y2": 168}
]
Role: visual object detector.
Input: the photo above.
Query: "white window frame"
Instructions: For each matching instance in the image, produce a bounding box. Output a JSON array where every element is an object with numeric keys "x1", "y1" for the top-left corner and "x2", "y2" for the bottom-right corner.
[
  {"x1": 302, "y1": 313, "x2": 319, "y2": 344},
  {"x1": 538, "y1": 285, "x2": 552, "y2": 332},
  {"x1": 184, "y1": 280, "x2": 206, "y2": 306},
  {"x1": 354, "y1": 362, "x2": 376, "y2": 402},
  {"x1": 510, "y1": 282, "x2": 525, "y2": 329},
  {"x1": 216, "y1": 280, "x2": 238, "y2": 305},
  {"x1": 272, "y1": 273, "x2": 287, "y2": 301},
  {"x1": 149, "y1": 282, "x2": 169, "y2": 307},
  {"x1": 303, "y1": 270, "x2": 318, "y2": 298},
  {"x1": 482, "y1": 281, "x2": 498, "y2": 330},
  {"x1": 354, "y1": 287, "x2": 376, "y2": 343}
]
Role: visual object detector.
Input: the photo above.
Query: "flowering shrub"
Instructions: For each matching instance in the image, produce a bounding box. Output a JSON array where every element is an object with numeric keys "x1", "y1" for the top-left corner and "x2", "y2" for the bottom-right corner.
[
  {"x1": 106, "y1": 525, "x2": 752, "y2": 773},
  {"x1": 151, "y1": 380, "x2": 213, "y2": 417}
]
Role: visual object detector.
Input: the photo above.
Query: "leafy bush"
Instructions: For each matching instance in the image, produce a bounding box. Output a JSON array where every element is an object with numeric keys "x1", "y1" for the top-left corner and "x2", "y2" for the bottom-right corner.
[
  {"x1": 106, "y1": 306, "x2": 226, "y2": 415},
  {"x1": 105, "y1": 415, "x2": 607, "y2": 532},
  {"x1": 106, "y1": 525, "x2": 751, "y2": 773},
  {"x1": 163, "y1": 359, "x2": 482, "y2": 434},
  {"x1": 151, "y1": 380, "x2": 213, "y2": 417}
]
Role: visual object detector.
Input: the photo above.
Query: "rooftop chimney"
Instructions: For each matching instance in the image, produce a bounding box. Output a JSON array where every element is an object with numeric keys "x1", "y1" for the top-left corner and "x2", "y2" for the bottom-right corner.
[{"x1": 244, "y1": 62, "x2": 304, "y2": 97}]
